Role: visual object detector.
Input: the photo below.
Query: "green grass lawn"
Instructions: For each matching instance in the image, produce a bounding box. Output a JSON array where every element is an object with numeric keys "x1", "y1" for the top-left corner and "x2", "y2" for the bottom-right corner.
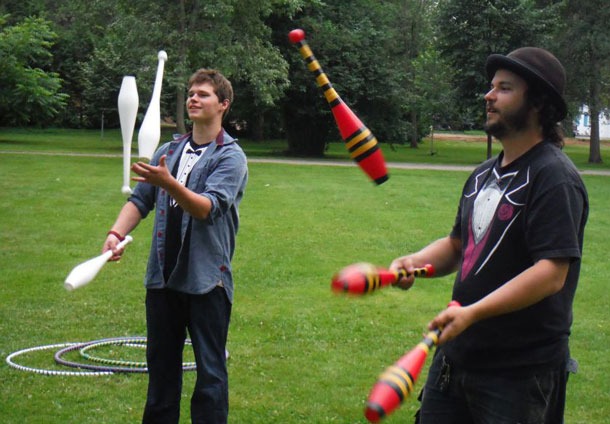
[{"x1": 0, "y1": 128, "x2": 609, "y2": 423}]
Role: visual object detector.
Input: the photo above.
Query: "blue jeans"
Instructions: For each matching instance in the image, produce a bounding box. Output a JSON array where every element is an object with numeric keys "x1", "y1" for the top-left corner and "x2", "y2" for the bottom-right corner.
[
  {"x1": 417, "y1": 351, "x2": 569, "y2": 424},
  {"x1": 142, "y1": 287, "x2": 231, "y2": 424}
]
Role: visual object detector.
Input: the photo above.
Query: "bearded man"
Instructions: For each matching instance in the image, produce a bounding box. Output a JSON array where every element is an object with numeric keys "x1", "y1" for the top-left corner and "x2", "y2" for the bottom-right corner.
[{"x1": 390, "y1": 48, "x2": 589, "y2": 423}]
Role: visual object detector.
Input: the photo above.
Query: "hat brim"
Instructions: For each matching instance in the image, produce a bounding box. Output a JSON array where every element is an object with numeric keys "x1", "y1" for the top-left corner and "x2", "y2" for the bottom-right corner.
[{"x1": 486, "y1": 54, "x2": 567, "y2": 121}]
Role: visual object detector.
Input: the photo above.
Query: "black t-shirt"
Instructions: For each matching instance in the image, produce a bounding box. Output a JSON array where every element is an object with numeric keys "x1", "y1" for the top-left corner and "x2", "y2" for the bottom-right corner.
[
  {"x1": 443, "y1": 141, "x2": 588, "y2": 372},
  {"x1": 163, "y1": 138, "x2": 209, "y2": 282}
]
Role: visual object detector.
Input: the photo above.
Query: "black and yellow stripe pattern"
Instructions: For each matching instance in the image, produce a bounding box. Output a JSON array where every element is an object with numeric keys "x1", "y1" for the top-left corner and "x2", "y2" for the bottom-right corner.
[
  {"x1": 396, "y1": 266, "x2": 430, "y2": 281},
  {"x1": 365, "y1": 302, "x2": 459, "y2": 422},
  {"x1": 362, "y1": 271, "x2": 382, "y2": 293},
  {"x1": 293, "y1": 38, "x2": 382, "y2": 164},
  {"x1": 377, "y1": 364, "x2": 416, "y2": 402},
  {"x1": 295, "y1": 41, "x2": 341, "y2": 108},
  {"x1": 344, "y1": 127, "x2": 379, "y2": 162},
  {"x1": 374, "y1": 330, "x2": 439, "y2": 406},
  {"x1": 290, "y1": 28, "x2": 388, "y2": 184}
]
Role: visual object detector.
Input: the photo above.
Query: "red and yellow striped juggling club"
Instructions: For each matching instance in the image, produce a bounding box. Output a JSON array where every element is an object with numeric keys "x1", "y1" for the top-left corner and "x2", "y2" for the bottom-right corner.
[
  {"x1": 364, "y1": 301, "x2": 461, "y2": 423},
  {"x1": 288, "y1": 28, "x2": 389, "y2": 185},
  {"x1": 331, "y1": 263, "x2": 434, "y2": 295}
]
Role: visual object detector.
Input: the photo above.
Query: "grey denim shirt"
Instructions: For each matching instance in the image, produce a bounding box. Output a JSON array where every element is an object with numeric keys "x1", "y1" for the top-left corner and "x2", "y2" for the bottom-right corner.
[{"x1": 128, "y1": 129, "x2": 248, "y2": 302}]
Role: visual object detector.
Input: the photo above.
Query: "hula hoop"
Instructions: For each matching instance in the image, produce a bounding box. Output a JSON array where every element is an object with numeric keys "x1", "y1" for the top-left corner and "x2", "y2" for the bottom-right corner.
[
  {"x1": 7, "y1": 337, "x2": 229, "y2": 376},
  {"x1": 79, "y1": 337, "x2": 195, "y2": 369},
  {"x1": 55, "y1": 337, "x2": 197, "y2": 373},
  {"x1": 6, "y1": 342, "x2": 114, "y2": 376}
]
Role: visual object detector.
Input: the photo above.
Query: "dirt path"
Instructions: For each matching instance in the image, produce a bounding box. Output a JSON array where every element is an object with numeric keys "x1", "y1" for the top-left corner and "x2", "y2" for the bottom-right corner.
[
  {"x1": 3, "y1": 150, "x2": 608, "y2": 176},
  {"x1": 432, "y1": 132, "x2": 609, "y2": 146}
]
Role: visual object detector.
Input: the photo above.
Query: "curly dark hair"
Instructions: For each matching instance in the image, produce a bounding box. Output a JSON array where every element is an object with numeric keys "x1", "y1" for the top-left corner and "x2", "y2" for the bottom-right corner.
[{"x1": 525, "y1": 85, "x2": 564, "y2": 149}]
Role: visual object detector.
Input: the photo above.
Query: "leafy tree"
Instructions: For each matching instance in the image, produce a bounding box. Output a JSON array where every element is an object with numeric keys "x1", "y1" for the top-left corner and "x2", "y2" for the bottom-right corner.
[
  {"x1": 0, "y1": 0, "x2": 45, "y2": 20},
  {"x1": 0, "y1": 15, "x2": 68, "y2": 126},
  {"x1": 408, "y1": 49, "x2": 458, "y2": 134},
  {"x1": 273, "y1": 7, "x2": 336, "y2": 156},
  {"x1": 47, "y1": 0, "x2": 129, "y2": 127},
  {"x1": 40, "y1": 0, "x2": 310, "y2": 138},
  {"x1": 277, "y1": 0, "x2": 416, "y2": 156},
  {"x1": 394, "y1": 0, "x2": 458, "y2": 147},
  {"x1": 209, "y1": 0, "x2": 305, "y2": 139},
  {"x1": 436, "y1": 0, "x2": 559, "y2": 129},
  {"x1": 555, "y1": 0, "x2": 609, "y2": 163}
]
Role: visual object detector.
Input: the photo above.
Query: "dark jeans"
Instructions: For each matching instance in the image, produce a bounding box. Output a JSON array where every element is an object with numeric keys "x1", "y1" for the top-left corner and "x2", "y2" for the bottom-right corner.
[
  {"x1": 417, "y1": 351, "x2": 569, "y2": 424},
  {"x1": 142, "y1": 287, "x2": 231, "y2": 424}
]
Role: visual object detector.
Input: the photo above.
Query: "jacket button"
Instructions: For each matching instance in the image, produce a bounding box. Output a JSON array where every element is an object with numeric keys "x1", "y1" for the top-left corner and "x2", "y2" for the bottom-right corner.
[
  {"x1": 157, "y1": 232, "x2": 163, "y2": 238},
  {"x1": 220, "y1": 265, "x2": 227, "y2": 271}
]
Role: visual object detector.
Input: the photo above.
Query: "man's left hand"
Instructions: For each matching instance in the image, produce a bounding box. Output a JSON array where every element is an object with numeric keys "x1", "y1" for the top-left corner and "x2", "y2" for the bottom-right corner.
[
  {"x1": 131, "y1": 155, "x2": 172, "y2": 188},
  {"x1": 428, "y1": 304, "x2": 477, "y2": 345}
]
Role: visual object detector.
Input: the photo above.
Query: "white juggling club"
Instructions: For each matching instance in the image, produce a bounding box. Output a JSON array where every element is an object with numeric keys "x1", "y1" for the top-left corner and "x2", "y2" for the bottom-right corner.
[
  {"x1": 64, "y1": 235, "x2": 133, "y2": 291},
  {"x1": 118, "y1": 76, "x2": 139, "y2": 196},
  {"x1": 137, "y1": 50, "x2": 168, "y2": 161}
]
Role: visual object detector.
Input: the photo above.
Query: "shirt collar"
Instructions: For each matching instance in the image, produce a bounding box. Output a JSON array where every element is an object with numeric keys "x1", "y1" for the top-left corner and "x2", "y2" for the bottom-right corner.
[{"x1": 172, "y1": 128, "x2": 234, "y2": 147}]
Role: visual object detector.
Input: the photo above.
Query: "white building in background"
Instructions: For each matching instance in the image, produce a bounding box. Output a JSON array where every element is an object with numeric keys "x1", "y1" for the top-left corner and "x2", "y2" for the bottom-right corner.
[{"x1": 574, "y1": 105, "x2": 610, "y2": 139}]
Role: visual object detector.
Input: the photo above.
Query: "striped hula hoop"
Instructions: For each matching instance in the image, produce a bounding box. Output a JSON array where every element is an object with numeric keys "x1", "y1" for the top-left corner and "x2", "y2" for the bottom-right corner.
[
  {"x1": 54, "y1": 337, "x2": 197, "y2": 373},
  {"x1": 6, "y1": 342, "x2": 114, "y2": 376},
  {"x1": 7, "y1": 337, "x2": 228, "y2": 376},
  {"x1": 79, "y1": 337, "x2": 195, "y2": 368}
]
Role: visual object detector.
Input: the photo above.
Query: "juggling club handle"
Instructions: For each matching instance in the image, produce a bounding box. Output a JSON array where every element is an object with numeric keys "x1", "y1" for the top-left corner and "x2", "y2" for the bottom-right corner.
[
  {"x1": 364, "y1": 301, "x2": 461, "y2": 423},
  {"x1": 379, "y1": 264, "x2": 435, "y2": 290},
  {"x1": 114, "y1": 235, "x2": 134, "y2": 251},
  {"x1": 331, "y1": 263, "x2": 435, "y2": 295},
  {"x1": 395, "y1": 264, "x2": 435, "y2": 281}
]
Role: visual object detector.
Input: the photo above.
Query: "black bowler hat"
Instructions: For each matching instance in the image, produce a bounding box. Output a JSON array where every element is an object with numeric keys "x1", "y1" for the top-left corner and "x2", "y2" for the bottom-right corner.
[{"x1": 485, "y1": 47, "x2": 567, "y2": 121}]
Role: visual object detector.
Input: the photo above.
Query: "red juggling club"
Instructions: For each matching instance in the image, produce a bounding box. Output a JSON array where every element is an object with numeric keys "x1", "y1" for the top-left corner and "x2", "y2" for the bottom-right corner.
[
  {"x1": 331, "y1": 263, "x2": 434, "y2": 295},
  {"x1": 364, "y1": 301, "x2": 461, "y2": 422},
  {"x1": 288, "y1": 28, "x2": 389, "y2": 185}
]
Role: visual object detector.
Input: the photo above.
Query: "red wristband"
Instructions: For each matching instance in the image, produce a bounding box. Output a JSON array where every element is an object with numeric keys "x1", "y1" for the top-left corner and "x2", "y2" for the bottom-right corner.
[{"x1": 107, "y1": 230, "x2": 125, "y2": 242}]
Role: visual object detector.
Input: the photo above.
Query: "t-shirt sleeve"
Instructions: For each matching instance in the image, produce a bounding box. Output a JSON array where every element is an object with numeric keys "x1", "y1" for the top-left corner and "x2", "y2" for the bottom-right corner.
[{"x1": 525, "y1": 182, "x2": 586, "y2": 262}]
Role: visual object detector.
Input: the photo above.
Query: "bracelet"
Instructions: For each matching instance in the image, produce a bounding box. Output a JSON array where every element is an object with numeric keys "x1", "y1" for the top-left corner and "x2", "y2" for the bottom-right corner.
[{"x1": 107, "y1": 230, "x2": 125, "y2": 242}]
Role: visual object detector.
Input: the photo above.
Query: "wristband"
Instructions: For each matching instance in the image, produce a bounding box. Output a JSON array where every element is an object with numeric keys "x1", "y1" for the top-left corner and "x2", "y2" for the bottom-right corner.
[{"x1": 107, "y1": 230, "x2": 125, "y2": 242}]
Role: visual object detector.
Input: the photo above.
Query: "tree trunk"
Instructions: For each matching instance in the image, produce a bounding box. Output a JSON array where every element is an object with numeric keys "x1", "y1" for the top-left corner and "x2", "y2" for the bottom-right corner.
[
  {"x1": 404, "y1": 0, "x2": 423, "y2": 149},
  {"x1": 251, "y1": 112, "x2": 264, "y2": 141},
  {"x1": 176, "y1": 90, "x2": 186, "y2": 134},
  {"x1": 588, "y1": 105, "x2": 602, "y2": 163},
  {"x1": 174, "y1": 0, "x2": 189, "y2": 135},
  {"x1": 285, "y1": 121, "x2": 329, "y2": 156},
  {"x1": 409, "y1": 110, "x2": 418, "y2": 148},
  {"x1": 589, "y1": 48, "x2": 602, "y2": 163},
  {"x1": 283, "y1": 94, "x2": 331, "y2": 157}
]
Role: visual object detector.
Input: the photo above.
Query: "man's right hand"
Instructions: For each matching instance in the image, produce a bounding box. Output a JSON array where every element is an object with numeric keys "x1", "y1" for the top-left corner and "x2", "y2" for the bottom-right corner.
[
  {"x1": 389, "y1": 256, "x2": 419, "y2": 290},
  {"x1": 103, "y1": 232, "x2": 125, "y2": 261}
]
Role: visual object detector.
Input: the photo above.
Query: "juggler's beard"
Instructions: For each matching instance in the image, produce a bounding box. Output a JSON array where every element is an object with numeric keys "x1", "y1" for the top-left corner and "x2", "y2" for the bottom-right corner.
[{"x1": 484, "y1": 99, "x2": 531, "y2": 139}]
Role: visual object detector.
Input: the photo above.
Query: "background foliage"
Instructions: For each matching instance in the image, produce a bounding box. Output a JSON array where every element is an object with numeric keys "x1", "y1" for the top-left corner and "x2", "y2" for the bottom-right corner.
[{"x1": 0, "y1": 0, "x2": 608, "y2": 161}]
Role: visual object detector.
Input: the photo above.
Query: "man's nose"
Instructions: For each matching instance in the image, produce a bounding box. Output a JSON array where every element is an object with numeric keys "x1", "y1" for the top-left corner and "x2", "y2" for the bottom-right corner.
[{"x1": 484, "y1": 88, "x2": 496, "y2": 102}]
